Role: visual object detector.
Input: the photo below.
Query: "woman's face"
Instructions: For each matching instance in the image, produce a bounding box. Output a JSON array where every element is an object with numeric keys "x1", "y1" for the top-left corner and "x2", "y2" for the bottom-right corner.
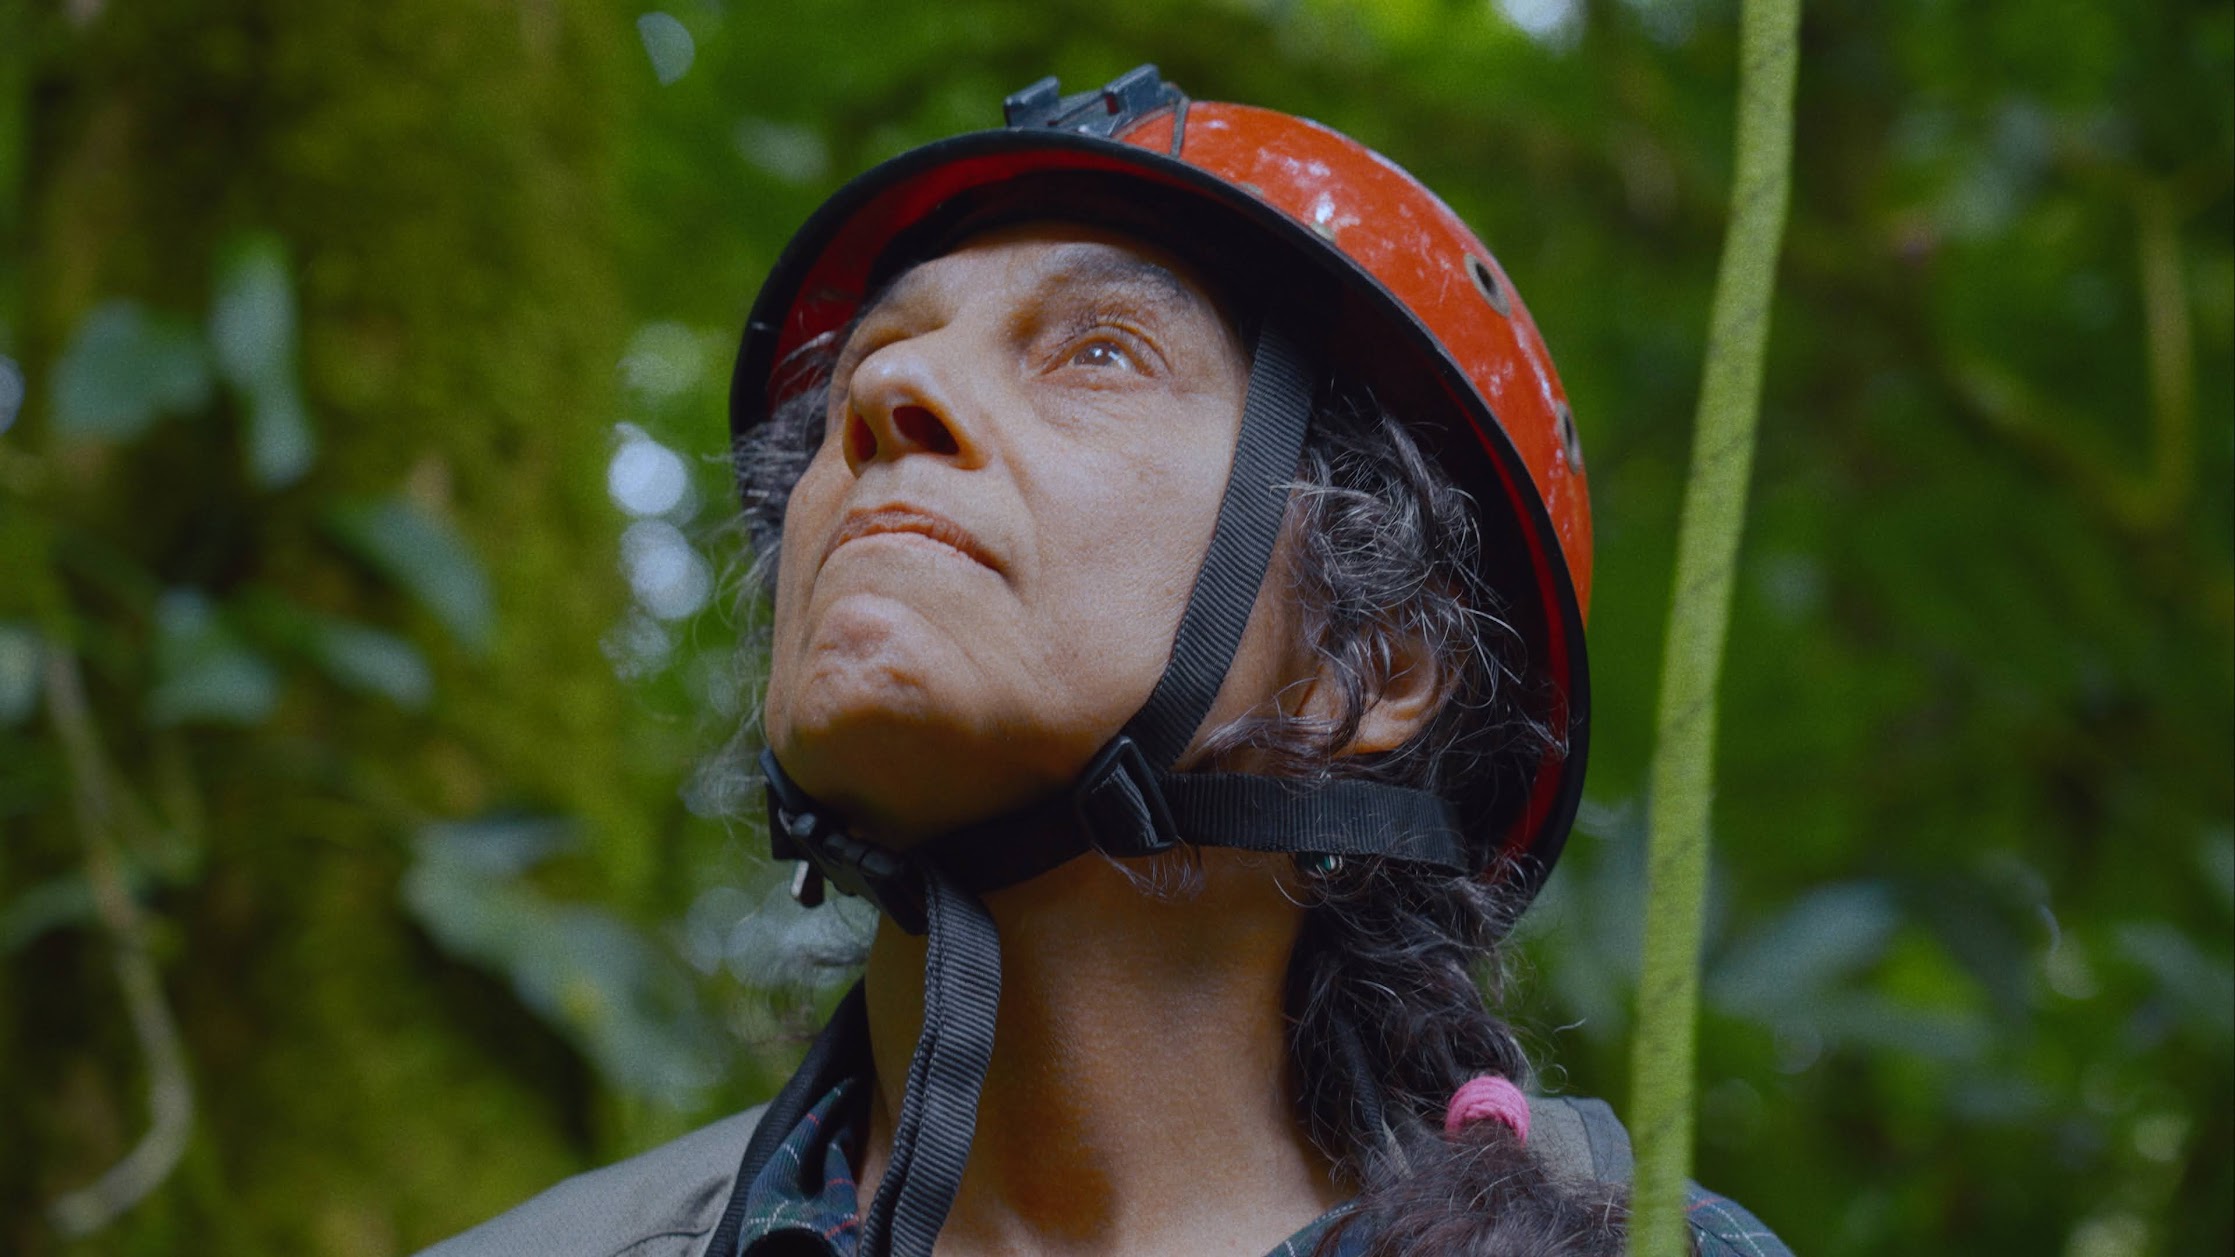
[{"x1": 762, "y1": 224, "x2": 1298, "y2": 842}]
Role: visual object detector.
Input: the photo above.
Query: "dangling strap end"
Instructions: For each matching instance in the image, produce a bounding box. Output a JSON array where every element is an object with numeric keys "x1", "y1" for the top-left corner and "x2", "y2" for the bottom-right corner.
[{"x1": 789, "y1": 859, "x2": 826, "y2": 908}]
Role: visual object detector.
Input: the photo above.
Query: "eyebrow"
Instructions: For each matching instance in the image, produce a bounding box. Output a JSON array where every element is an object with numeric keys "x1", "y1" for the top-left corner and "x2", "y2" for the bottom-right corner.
[
  {"x1": 867, "y1": 241, "x2": 1209, "y2": 324},
  {"x1": 1028, "y1": 244, "x2": 1207, "y2": 314}
]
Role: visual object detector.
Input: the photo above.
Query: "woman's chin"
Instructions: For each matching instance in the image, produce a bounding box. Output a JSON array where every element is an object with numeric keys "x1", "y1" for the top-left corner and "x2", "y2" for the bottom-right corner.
[
  {"x1": 771, "y1": 710, "x2": 1060, "y2": 846},
  {"x1": 765, "y1": 597, "x2": 1135, "y2": 840}
]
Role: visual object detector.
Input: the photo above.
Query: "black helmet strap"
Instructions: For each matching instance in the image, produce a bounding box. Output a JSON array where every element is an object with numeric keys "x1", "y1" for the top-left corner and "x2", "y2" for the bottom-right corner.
[
  {"x1": 857, "y1": 865, "x2": 999, "y2": 1254},
  {"x1": 722, "y1": 323, "x2": 1469, "y2": 1257},
  {"x1": 1117, "y1": 318, "x2": 1315, "y2": 766},
  {"x1": 764, "y1": 323, "x2": 1468, "y2": 924}
]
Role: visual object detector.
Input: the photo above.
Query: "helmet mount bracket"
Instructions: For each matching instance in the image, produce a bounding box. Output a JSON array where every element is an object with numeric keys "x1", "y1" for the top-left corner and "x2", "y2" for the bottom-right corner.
[{"x1": 1003, "y1": 64, "x2": 1182, "y2": 137}]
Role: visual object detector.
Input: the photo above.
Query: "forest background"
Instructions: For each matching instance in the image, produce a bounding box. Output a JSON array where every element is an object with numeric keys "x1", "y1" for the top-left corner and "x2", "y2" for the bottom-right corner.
[{"x1": 2, "y1": 0, "x2": 2228, "y2": 1253}]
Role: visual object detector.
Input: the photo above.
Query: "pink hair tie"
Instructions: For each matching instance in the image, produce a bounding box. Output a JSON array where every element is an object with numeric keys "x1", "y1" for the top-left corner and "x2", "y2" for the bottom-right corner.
[{"x1": 1443, "y1": 1075, "x2": 1531, "y2": 1144}]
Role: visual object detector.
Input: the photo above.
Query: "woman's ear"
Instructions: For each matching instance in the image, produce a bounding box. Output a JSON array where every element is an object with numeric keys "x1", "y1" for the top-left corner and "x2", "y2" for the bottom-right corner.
[{"x1": 1342, "y1": 631, "x2": 1442, "y2": 757}]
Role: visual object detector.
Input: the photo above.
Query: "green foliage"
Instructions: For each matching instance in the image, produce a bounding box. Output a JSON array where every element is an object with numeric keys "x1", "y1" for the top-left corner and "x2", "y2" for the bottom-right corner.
[
  {"x1": 635, "y1": 13, "x2": 697, "y2": 87},
  {"x1": 0, "y1": 621, "x2": 38, "y2": 725},
  {"x1": 208, "y1": 233, "x2": 315, "y2": 489},
  {"x1": 292, "y1": 614, "x2": 434, "y2": 711},
  {"x1": 401, "y1": 815, "x2": 727, "y2": 1110},
  {"x1": 143, "y1": 589, "x2": 280, "y2": 727},
  {"x1": 1, "y1": 0, "x2": 2227, "y2": 1254},
  {"x1": 325, "y1": 496, "x2": 496, "y2": 655},
  {"x1": 48, "y1": 301, "x2": 210, "y2": 440}
]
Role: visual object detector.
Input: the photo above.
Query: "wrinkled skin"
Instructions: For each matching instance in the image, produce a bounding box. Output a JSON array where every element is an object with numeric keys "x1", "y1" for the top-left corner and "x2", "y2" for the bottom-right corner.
[{"x1": 764, "y1": 225, "x2": 1295, "y2": 841}]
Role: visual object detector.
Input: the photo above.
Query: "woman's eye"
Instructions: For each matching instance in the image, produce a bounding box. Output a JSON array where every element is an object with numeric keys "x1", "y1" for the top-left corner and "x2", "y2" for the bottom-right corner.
[{"x1": 1068, "y1": 340, "x2": 1137, "y2": 371}]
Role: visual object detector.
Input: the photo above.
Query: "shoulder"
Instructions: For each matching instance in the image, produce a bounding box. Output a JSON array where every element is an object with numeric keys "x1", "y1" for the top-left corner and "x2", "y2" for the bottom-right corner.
[
  {"x1": 415, "y1": 1105, "x2": 765, "y2": 1257},
  {"x1": 1685, "y1": 1188, "x2": 1796, "y2": 1257},
  {"x1": 1525, "y1": 1095, "x2": 1795, "y2": 1256}
]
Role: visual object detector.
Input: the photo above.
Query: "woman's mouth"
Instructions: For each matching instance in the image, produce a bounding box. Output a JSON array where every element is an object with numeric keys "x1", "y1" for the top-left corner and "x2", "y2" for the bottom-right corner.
[{"x1": 822, "y1": 504, "x2": 1002, "y2": 574}]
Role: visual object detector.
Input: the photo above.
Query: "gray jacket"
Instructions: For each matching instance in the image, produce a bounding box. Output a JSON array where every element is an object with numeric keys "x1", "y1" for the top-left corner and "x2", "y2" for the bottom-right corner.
[
  {"x1": 420, "y1": 1107, "x2": 767, "y2": 1257},
  {"x1": 418, "y1": 1096, "x2": 1780, "y2": 1257}
]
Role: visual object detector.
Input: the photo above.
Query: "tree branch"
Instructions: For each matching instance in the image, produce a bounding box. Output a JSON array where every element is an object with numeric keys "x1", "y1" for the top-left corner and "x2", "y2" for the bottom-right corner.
[{"x1": 40, "y1": 644, "x2": 196, "y2": 1239}]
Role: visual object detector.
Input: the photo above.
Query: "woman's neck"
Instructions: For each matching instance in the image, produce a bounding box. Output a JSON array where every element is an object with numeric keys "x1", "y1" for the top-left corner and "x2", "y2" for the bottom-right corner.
[{"x1": 855, "y1": 850, "x2": 1344, "y2": 1257}]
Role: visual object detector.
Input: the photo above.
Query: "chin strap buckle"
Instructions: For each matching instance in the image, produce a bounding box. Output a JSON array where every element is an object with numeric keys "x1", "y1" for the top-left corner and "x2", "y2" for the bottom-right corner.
[
  {"x1": 1070, "y1": 736, "x2": 1182, "y2": 859},
  {"x1": 763, "y1": 750, "x2": 930, "y2": 934}
]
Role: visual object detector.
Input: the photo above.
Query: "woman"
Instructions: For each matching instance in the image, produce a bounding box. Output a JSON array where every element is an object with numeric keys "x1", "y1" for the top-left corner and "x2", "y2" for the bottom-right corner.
[{"x1": 426, "y1": 66, "x2": 1789, "y2": 1257}]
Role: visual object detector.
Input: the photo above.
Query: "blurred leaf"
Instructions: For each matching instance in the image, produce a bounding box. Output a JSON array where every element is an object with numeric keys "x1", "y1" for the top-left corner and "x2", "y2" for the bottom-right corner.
[
  {"x1": 0, "y1": 874, "x2": 98, "y2": 954},
  {"x1": 618, "y1": 321, "x2": 714, "y2": 408},
  {"x1": 326, "y1": 495, "x2": 496, "y2": 653},
  {"x1": 210, "y1": 232, "x2": 317, "y2": 488},
  {"x1": 1526, "y1": 801, "x2": 1650, "y2": 1038},
  {"x1": 732, "y1": 118, "x2": 830, "y2": 187},
  {"x1": 2201, "y1": 829, "x2": 2234, "y2": 920},
  {"x1": 2, "y1": 858, "x2": 185, "y2": 954},
  {"x1": 208, "y1": 234, "x2": 296, "y2": 389},
  {"x1": 0, "y1": 622, "x2": 40, "y2": 726},
  {"x1": 635, "y1": 12, "x2": 694, "y2": 85},
  {"x1": 2114, "y1": 921, "x2": 2235, "y2": 1044},
  {"x1": 1809, "y1": 992, "x2": 1992, "y2": 1061},
  {"x1": 243, "y1": 383, "x2": 315, "y2": 488},
  {"x1": 236, "y1": 591, "x2": 434, "y2": 709},
  {"x1": 48, "y1": 300, "x2": 212, "y2": 440},
  {"x1": 0, "y1": 355, "x2": 24, "y2": 435},
  {"x1": 1707, "y1": 881, "x2": 1900, "y2": 1019},
  {"x1": 402, "y1": 818, "x2": 723, "y2": 1108},
  {"x1": 145, "y1": 588, "x2": 281, "y2": 727},
  {"x1": 305, "y1": 617, "x2": 433, "y2": 709},
  {"x1": 416, "y1": 813, "x2": 576, "y2": 877},
  {"x1": 1915, "y1": 860, "x2": 2052, "y2": 1020}
]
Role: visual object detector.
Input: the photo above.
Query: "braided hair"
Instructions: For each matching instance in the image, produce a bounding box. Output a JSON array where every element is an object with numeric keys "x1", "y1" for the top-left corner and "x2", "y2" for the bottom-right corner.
[{"x1": 1204, "y1": 393, "x2": 1631, "y2": 1255}]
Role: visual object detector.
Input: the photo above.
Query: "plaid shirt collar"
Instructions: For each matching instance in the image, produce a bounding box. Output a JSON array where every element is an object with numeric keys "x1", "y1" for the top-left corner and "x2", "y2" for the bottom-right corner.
[
  {"x1": 734, "y1": 1079, "x2": 869, "y2": 1255},
  {"x1": 732, "y1": 1078, "x2": 1362, "y2": 1256}
]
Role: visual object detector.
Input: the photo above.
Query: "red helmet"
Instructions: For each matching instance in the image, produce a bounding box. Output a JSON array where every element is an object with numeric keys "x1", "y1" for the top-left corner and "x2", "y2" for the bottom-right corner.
[
  {"x1": 721, "y1": 67, "x2": 1599, "y2": 1257},
  {"x1": 732, "y1": 66, "x2": 1592, "y2": 903}
]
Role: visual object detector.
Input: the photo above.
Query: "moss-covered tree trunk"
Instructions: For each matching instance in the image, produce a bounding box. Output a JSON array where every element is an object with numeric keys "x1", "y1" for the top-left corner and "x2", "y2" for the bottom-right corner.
[{"x1": 3, "y1": 3, "x2": 643, "y2": 1251}]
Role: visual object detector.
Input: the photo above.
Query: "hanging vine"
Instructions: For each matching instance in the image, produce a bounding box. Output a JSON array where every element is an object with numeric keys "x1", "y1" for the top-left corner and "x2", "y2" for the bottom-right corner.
[{"x1": 1626, "y1": 0, "x2": 1804, "y2": 1253}]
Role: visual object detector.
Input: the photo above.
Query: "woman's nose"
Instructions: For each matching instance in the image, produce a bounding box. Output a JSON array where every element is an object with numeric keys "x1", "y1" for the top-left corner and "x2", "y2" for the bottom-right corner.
[{"x1": 842, "y1": 340, "x2": 978, "y2": 475}]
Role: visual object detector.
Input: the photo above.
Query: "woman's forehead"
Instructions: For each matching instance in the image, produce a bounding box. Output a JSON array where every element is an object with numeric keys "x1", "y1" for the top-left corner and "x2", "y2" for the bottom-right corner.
[{"x1": 865, "y1": 224, "x2": 1234, "y2": 326}]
